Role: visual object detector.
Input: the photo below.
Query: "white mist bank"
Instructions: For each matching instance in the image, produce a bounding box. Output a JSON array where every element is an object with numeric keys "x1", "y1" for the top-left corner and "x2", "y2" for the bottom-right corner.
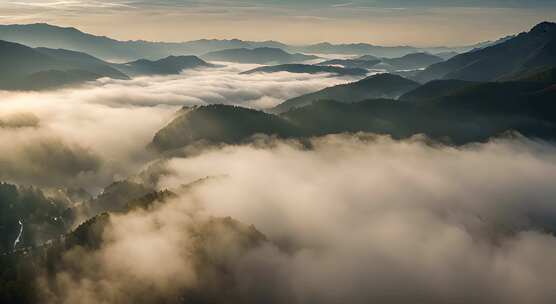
[
  {"x1": 42, "y1": 134, "x2": 556, "y2": 304},
  {"x1": 0, "y1": 64, "x2": 358, "y2": 190}
]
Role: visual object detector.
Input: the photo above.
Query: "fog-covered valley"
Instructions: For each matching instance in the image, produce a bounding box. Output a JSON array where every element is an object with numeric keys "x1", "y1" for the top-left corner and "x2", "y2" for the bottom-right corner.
[{"x1": 2, "y1": 17, "x2": 556, "y2": 304}]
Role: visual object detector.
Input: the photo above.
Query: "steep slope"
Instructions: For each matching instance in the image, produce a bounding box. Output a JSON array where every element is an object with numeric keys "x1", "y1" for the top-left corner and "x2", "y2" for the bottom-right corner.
[
  {"x1": 282, "y1": 79, "x2": 556, "y2": 144},
  {"x1": 147, "y1": 77, "x2": 556, "y2": 150},
  {"x1": 0, "y1": 40, "x2": 128, "y2": 90},
  {"x1": 150, "y1": 105, "x2": 302, "y2": 152},
  {"x1": 416, "y1": 22, "x2": 556, "y2": 82},
  {"x1": 296, "y1": 42, "x2": 419, "y2": 57},
  {"x1": 434, "y1": 51, "x2": 459, "y2": 60},
  {"x1": 272, "y1": 73, "x2": 419, "y2": 113},
  {"x1": 34, "y1": 47, "x2": 128, "y2": 79},
  {"x1": 399, "y1": 79, "x2": 477, "y2": 103},
  {"x1": 115, "y1": 55, "x2": 214, "y2": 76},
  {"x1": 317, "y1": 53, "x2": 443, "y2": 72},
  {"x1": 509, "y1": 66, "x2": 556, "y2": 83},
  {"x1": 202, "y1": 47, "x2": 318, "y2": 64},
  {"x1": 0, "y1": 23, "x2": 514, "y2": 62},
  {"x1": 240, "y1": 64, "x2": 368, "y2": 76}
]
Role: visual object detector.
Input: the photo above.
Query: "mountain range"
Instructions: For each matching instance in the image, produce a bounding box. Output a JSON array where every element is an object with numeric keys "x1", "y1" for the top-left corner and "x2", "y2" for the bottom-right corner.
[
  {"x1": 202, "y1": 47, "x2": 318, "y2": 64},
  {"x1": 416, "y1": 22, "x2": 556, "y2": 82},
  {"x1": 0, "y1": 39, "x2": 214, "y2": 90},
  {"x1": 272, "y1": 73, "x2": 420, "y2": 113},
  {"x1": 0, "y1": 23, "x2": 510, "y2": 62},
  {"x1": 317, "y1": 53, "x2": 445, "y2": 73},
  {"x1": 150, "y1": 66, "x2": 556, "y2": 153}
]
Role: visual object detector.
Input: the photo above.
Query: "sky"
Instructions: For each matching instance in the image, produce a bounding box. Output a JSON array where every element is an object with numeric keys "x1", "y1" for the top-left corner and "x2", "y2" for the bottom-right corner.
[{"x1": 1, "y1": 0, "x2": 556, "y2": 46}]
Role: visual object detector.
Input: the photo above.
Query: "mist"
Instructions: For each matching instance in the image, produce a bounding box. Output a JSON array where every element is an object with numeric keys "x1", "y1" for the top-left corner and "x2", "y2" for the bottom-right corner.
[
  {"x1": 0, "y1": 65, "x2": 357, "y2": 190},
  {"x1": 39, "y1": 134, "x2": 556, "y2": 304}
]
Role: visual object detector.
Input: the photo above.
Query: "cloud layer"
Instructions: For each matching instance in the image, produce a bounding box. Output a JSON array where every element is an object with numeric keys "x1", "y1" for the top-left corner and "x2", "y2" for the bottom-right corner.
[
  {"x1": 40, "y1": 134, "x2": 556, "y2": 303},
  {"x1": 0, "y1": 66, "x2": 356, "y2": 190}
]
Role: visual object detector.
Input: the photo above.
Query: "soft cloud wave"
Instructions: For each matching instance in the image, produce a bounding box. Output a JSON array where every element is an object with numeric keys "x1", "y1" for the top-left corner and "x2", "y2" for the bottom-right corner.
[
  {"x1": 0, "y1": 65, "x2": 355, "y2": 190},
  {"x1": 41, "y1": 134, "x2": 556, "y2": 304}
]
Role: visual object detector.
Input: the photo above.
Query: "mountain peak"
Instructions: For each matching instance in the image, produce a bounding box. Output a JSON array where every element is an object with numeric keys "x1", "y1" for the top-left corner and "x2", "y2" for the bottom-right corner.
[{"x1": 530, "y1": 22, "x2": 556, "y2": 34}]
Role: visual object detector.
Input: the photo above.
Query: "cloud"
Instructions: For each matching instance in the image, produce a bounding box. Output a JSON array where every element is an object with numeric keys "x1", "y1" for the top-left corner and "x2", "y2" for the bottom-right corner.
[
  {"x1": 0, "y1": 112, "x2": 39, "y2": 128},
  {"x1": 8, "y1": 0, "x2": 134, "y2": 9},
  {"x1": 0, "y1": 134, "x2": 101, "y2": 188},
  {"x1": 91, "y1": 64, "x2": 360, "y2": 109},
  {"x1": 0, "y1": 66, "x2": 355, "y2": 190},
  {"x1": 39, "y1": 134, "x2": 556, "y2": 303}
]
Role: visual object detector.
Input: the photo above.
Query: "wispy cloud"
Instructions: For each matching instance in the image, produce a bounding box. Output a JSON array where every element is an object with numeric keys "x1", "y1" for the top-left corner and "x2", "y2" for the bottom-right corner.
[
  {"x1": 331, "y1": 2, "x2": 354, "y2": 8},
  {"x1": 8, "y1": 0, "x2": 135, "y2": 9}
]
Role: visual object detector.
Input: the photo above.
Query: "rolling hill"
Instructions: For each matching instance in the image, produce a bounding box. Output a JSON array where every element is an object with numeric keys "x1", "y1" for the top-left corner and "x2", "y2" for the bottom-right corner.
[
  {"x1": 399, "y1": 79, "x2": 477, "y2": 103},
  {"x1": 149, "y1": 105, "x2": 301, "y2": 152},
  {"x1": 148, "y1": 71, "x2": 556, "y2": 151},
  {"x1": 0, "y1": 23, "x2": 289, "y2": 61},
  {"x1": 0, "y1": 40, "x2": 129, "y2": 90},
  {"x1": 272, "y1": 73, "x2": 420, "y2": 113},
  {"x1": 114, "y1": 55, "x2": 214, "y2": 76}
]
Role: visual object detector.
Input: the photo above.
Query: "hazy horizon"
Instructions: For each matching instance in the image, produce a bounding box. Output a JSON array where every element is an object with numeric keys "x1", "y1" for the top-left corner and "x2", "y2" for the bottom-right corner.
[
  {"x1": 3, "y1": 3, "x2": 556, "y2": 304},
  {"x1": 1, "y1": 1, "x2": 556, "y2": 46}
]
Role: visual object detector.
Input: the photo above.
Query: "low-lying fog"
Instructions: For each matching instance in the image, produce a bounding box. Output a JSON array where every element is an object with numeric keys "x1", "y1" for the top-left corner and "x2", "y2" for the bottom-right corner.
[
  {"x1": 0, "y1": 64, "x2": 361, "y2": 191},
  {"x1": 3, "y1": 62, "x2": 556, "y2": 304},
  {"x1": 42, "y1": 134, "x2": 556, "y2": 304}
]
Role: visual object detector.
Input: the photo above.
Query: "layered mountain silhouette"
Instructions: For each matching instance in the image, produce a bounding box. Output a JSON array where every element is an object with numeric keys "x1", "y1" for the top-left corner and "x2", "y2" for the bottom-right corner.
[
  {"x1": 416, "y1": 22, "x2": 556, "y2": 82},
  {"x1": 0, "y1": 39, "x2": 215, "y2": 90},
  {"x1": 317, "y1": 53, "x2": 444, "y2": 72},
  {"x1": 114, "y1": 55, "x2": 214, "y2": 76},
  {"x1": 240, "y1": 64, "x2": 368, "y2": 76},
  {"x1": 295, "y1": 37, "x2": 511, "y2": 57},
  {"x1": 149, "y1": 105, "x2": 301, "y2": 152},
  {"x1": 0, "y1": 23, "x2": 513, "y2": 63},
  {"x1": 0, "y1": 23, "x2": 288, "y2": 61},
  {"x1": 434, "y1": 51, "x2": 459, "y2": 60},
  {"x1": 0, "y1": 40, "x2": 129, "y2": 90},
  {"x1": 149, "y1": 63, "x2": 556, "y2": 152},
  {"x1": 202, "y1": 47, "x2": 318, "y2": 64},
  {"x1": 272, "y1": 73, "x2": 420, "y2": 113}
]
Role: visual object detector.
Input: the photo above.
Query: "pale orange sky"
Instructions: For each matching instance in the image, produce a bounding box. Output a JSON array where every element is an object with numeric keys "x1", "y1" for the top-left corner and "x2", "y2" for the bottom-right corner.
[{"x1": 1, "y1": 1, "x2": 556, "y2": 46}]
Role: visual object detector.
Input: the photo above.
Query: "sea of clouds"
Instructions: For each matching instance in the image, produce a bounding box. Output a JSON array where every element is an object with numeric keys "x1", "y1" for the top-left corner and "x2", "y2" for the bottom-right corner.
[
  {"x1": 0, "y1": 64, "x2": 359, "y2": 191},
  {"x1": 40, "y1": 134, "x2": 556, "y2": 304},
  {"x1": 2, "y1": 65, "x2": 556, "y2": 303}
]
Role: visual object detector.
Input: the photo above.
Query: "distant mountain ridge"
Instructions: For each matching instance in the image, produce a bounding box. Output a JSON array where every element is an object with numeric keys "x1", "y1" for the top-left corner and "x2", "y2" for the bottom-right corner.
[
  {"x1": 0, "y1": 23, "x2": 289, "y2": 61},
  {"x1": 416, "y1": 22, "x2": 556, "y2": 82},
  {"x1": 150, "y1": 70, "x2": 556, "y2": 152},
  {"x1": 0, "y1": 39, "x2": 213, "y2": 90},
  {"x1": 202, "y1": 47, "x2": 318, "y2": 64},
  {"x1": 0, "y1": 23, "x2": 510, "y2": 61},
  {"x1": 114, "y1": 55, "x2": 214, "y2": 76},
  {"x1": 0, "y1": 40, "x2": 129, "y2": 90},
  {"x1": 272, "y1": 73, "x2": 419, "y2": 113}
]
